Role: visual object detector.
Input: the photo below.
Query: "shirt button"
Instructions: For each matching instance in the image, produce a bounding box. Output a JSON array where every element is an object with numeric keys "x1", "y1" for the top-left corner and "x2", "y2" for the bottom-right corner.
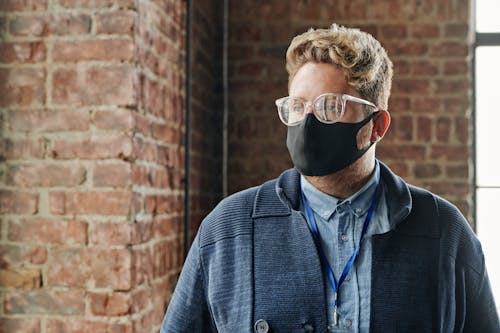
[
  {"x1": 355, "y1": 207, "x2": 362, "y2": 214},
  {"x1": 302, "y1": 322, "x2": 314, "y2": 332},
  {"x1": 344, "y1": 319, "x2": 352, "y2": 328},
  {"x1": 341, "y1": 234, "x2": 348, "y2": 242},
  {"x1": 345, "y1": 275, "x2": 351, "y2": 281},
  {"x1": 254, "y1": 319, "x2": 269, "y2": 333}
]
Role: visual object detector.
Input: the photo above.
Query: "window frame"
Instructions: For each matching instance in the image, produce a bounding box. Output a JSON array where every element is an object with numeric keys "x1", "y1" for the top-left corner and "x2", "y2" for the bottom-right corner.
[{"x1": 473, "y1": 31, "x2": 500, "y2": 230}]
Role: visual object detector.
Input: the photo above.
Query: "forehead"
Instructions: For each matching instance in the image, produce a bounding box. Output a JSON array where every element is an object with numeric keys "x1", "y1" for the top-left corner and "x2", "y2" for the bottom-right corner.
[{"x1": 289, "y1": 62, "x2": 358, "y2": 99}]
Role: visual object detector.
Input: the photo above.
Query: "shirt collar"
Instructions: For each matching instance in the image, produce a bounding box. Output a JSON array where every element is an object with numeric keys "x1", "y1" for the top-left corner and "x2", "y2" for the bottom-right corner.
[{"x1": 300, "y1": 161, "x2": 380, "y2": 221}]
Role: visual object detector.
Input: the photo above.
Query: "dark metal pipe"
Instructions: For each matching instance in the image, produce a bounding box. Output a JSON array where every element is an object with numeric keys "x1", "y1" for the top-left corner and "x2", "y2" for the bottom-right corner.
[{"x1": 184, "y1": 0, "x2": 193, "y2": 259}]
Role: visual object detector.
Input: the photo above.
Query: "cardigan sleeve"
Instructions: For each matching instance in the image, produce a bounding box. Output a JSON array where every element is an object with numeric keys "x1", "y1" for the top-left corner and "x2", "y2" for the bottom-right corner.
[
  {"x1": 463, "y1": 255, "x2": 500, "y2": 333},
  {"x1": 160, "y1": 233, "x2": 216, "y2": 333}
]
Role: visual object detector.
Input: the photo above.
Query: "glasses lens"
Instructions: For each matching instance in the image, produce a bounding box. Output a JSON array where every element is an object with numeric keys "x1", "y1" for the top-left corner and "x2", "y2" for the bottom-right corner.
[
  {"x1": 279, "y1": 98, "x2": 304, "y2": 124},
  {"x1": 315, "y1": 94, "x2": 341, "y2": 122}
]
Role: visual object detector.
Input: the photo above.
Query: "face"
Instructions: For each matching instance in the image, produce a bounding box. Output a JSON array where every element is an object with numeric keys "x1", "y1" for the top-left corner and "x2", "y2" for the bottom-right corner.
[{"x1": 288, "y1": 62, "x2": 368, "y2": 124}]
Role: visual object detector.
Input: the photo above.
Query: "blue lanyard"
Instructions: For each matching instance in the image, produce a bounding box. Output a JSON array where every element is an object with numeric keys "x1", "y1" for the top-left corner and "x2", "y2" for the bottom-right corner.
[{"x1": 301, "y1": 173, "x2": 380, "y2": 326}]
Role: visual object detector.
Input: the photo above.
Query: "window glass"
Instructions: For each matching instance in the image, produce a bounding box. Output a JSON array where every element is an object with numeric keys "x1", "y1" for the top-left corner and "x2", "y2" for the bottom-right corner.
[
  {"x1": 475, "y1": 47, "x2": 500, "y2": 186},
  {"x1": 476, "y1": 0, "x2": 500, "y2": 32}
]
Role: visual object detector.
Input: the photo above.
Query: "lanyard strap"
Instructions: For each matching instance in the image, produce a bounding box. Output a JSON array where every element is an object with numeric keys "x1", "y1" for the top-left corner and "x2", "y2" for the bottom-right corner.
[{"x1": 301, "y1": 170, "x2": 380, "y2": 324}]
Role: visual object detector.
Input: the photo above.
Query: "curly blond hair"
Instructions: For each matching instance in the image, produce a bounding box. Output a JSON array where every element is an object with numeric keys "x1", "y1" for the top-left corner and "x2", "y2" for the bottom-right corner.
[{"x1": 286, "y1": 24, "x2": 393, "y2": 111}]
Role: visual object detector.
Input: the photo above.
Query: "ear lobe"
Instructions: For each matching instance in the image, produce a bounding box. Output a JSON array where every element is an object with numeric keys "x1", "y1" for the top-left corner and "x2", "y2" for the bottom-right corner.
[{"x1": 371, "y1": 111, "x2": 391, "y2": 142}]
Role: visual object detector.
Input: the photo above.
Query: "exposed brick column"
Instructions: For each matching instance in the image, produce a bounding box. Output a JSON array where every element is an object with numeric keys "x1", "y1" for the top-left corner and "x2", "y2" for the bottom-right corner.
[
  {"x1": 0, "y1": 0, "x2": 188, "y2": 332},
  {"x1": 228, "y1": 0, "x2": 473, "y2": 222}
]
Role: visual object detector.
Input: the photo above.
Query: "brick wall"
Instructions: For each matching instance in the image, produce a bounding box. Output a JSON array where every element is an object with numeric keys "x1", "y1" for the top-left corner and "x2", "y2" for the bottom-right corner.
[
  {"x1": 0, "y1": 0, "x2": 211, "y2": 331},
  {"x1": 228, "y1": 0, "x2": 473, "y2": 221}
]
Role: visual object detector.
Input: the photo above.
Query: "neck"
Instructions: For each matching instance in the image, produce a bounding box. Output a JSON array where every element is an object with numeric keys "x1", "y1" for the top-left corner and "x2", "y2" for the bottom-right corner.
[{"x1": 304, "y1": 152, "x2": 376, "y2": 199}]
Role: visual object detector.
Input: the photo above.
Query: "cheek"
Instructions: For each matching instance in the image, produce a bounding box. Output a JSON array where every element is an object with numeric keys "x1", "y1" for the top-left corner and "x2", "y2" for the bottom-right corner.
[{"x1": 356, "y1": 122, "x2": 373, "y2": 150}]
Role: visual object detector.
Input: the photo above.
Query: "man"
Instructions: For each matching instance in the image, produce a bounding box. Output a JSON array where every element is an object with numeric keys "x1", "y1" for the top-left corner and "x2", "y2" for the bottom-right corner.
[{"x1": 161, "y1": 24, "x2": 499, "y2": 332}]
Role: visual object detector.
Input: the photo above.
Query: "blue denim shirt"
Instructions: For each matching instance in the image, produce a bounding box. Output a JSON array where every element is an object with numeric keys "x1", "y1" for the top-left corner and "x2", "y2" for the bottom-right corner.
[{"x1": 301, "y1": 162, "x2": 391, "y2": 332}]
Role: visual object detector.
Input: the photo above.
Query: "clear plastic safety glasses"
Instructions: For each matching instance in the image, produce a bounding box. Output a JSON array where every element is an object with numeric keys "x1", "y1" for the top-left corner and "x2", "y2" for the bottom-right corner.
[{"x1": 275, "y1": 93, "x2": 378, "y2": 126}]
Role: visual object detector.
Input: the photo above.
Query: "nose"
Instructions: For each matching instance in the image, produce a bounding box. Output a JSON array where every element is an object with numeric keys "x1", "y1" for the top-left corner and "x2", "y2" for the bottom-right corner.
[{"x1": 304, "y1": 101, "x2": 314, "y2": 115}]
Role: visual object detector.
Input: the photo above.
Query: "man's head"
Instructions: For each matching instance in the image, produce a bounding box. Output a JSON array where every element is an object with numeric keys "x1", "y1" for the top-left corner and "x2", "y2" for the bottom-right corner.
[
  {"x1": 286, "y1": 24, "x2": 393, "y2": 111},
  {"x1": 281, "y1": 24, "x2": 393, "y2": 180}
]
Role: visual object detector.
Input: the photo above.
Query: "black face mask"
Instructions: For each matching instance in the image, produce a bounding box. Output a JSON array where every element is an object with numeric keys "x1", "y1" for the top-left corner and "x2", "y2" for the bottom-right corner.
[{"x1": 286, "y1": 113, "x2": 376, "y2": 176}]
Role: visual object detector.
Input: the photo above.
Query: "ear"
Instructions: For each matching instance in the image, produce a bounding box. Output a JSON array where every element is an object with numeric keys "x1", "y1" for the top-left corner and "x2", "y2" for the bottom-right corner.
[{"x1": 371, "y1": 110, "x2": 391, "y2": 142}]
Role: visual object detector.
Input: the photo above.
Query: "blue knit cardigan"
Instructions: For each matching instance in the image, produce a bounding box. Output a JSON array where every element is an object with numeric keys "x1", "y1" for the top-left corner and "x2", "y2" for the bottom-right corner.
[{"x1": 161, "y1": 162, "x2": 500, "y2": 333}]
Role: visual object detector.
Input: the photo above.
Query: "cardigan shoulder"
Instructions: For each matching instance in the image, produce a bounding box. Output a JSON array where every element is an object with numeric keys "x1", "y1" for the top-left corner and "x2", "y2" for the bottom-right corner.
[
  {"x1": 197, "y1": 185, "x2": 260, "y2": 248},
  {"x1": 408, "y1": 184, "x2": 483, "y2": 274}
]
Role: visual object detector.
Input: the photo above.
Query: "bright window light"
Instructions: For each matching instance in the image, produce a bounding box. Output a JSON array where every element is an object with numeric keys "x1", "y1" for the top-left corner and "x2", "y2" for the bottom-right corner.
[
  {"x1": 475, "y1": 0, "x2": 500, "y2": 312},
  {"x1": 476, "y1": 0, "x2": 500, "y2": 32}
]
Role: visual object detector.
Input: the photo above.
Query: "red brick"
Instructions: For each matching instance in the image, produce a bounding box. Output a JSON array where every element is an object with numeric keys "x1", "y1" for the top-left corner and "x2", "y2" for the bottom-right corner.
[
  {"x1": 48, "y1": 13, "x2": 92, "y2": 35},
  {"x1": 384, "y1": 41, "x2": 428, "y2": 56},
  {"x1": 90, "y1": 221, "x2": 132, "y2": 245},
  {"x1": 395, "y1": 115, "x2": 413, "y2": 141},
  {"x1": 444, "y1": 23, "x2": 469, "y2": 38},
  {"x1": 0, "y1": 68, "x2": 45, "y2": 107},
  {"x1": 132, "y1": 308, "x2": 154, "y2": 333},
  {"x1": 0, "y1": 244, "x2": 48, "y2": 267},
  {"x1": 430, "y1": 145, "x2": 470, "y2": 161},
  {"x1": 90, "y1": 292, "x2": 131, "y2": 316},
  {"x1": 92, "y1": 109, "x2": 134, "y2": 131},
  {"x1": 49, "y1": 190, "x2": 131, "y2": 215},
  {"x1": 53, "y1": 0, "x2": 135, "y2": 8},
  {"x1": 132, "y1": 165, "x2": 151, "y2": 186},
  {"x1": 9, "y1": 109, "x2": 89, "y2": 133},
  {"x1": 385, "y1": 162, "x2": 409, "y2": 178},
  {"x1": 131, "y1": 287, "x2": 151, "y2": 313},
  {"x1": 0, "y1": 318, "x2": 40, "y2": 333},
  {"x1": 132, "y1": 137, "x2": 156, "y2": 161},
  {"x1": 417, "y1": 116, "x2": 433, "y2": 142},
  {"x1": 380, "y1": 24, "x2": 407, "y2": 39},
  {"x1": 48, "y1": 247, "x2": 131, "y2": 290},
  {"x1": 436, "y1": 117, "x2": 451, "y2": 142},
  {"x1": 430, "y1": 42, "x2": 468, "y2": 57},
  {"x1": 392, "y1": 60, "x2": 410, "y2": 75},
  {"x1": 46, "y1": 320, "x2": 132, "y2": 333},
  {"x1": 0, "y1": 0, "x2": 48, "y2": 11},
  {"x1": 446, "y1": 163, "x2": 469, "y2": 178},
  {"x1": 414, "y1": 163, "x2": 442, "y2": 178},
  {"x1": 0, "y1": 190, "x2": 38, "y2": 214},
  {"x1": 52, "y1": 39, "x2": 134, "y2": 62},
  {"x1": 93, "y1": 163, "x2": 131, "y2": 187},
  {"x1": 0, "y1": 138, "x2": 46, "y2": 160},
  {"x1": 96, "y1": 10, "x2": 136, "y2": 35},
  {"x1": 0, "y1": 268, "x2": 41, "y2": 289},
  {"x1": 131, "y1": 247, "x2": 153, "y2": 286},
  {"x1": 412, "y1": 97, "x2": 441, "y2": 113},
  {"x1": 392, "y1": 79, "x2": 430, "y2": 95},
  {"x1": 9, "y1": 15, "x2": 46, "y2": 36},
  {"x1": 443, "y1": 97, "x2": 469, "y2": 114},
  {"x1": 5, "y1": 163, "x2": 86, "y2": 187},
  {"x1": 389, "y1": 97, "x2": 410, "y2": 111},
  {"x1": 4, "y1": 289, "x2": 85, "y2": 315},
  {"x1": 435, "y1": 79, "x2": 469, "y2": 94},
  {"x1": 444, "y1": 60, "x2": 468, "y2": 75},
  {"x1": 0, "y1": 42, "x2": 46, "y2": 63},
  {"x1": 455, "y1": 116, "x2": 469, "y2": 143},
  {"x1": 377, "y1": 144, "x2": 426, "y2": 160},
  {"x1": 152, "y1": 123, "x2": 183, "y2": 144},
  {"x1": 51, "y1": 66, "x2": 135, "y2": 106},
  {"x1": 154, "y1": 241, "x2": 169, "y2": 278},
  {"x1": 412, "y1": 24, "x2": 440, "y2": 38},
  {"x1": 411, "y1": 61, "x2": 439, "y2": 76},
  {"x1": 51, "y1": 134, "x2": 133, "y2": 160},
  {"x1": 8, "y1": 219, "x2": 88, "y2": 244}
]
